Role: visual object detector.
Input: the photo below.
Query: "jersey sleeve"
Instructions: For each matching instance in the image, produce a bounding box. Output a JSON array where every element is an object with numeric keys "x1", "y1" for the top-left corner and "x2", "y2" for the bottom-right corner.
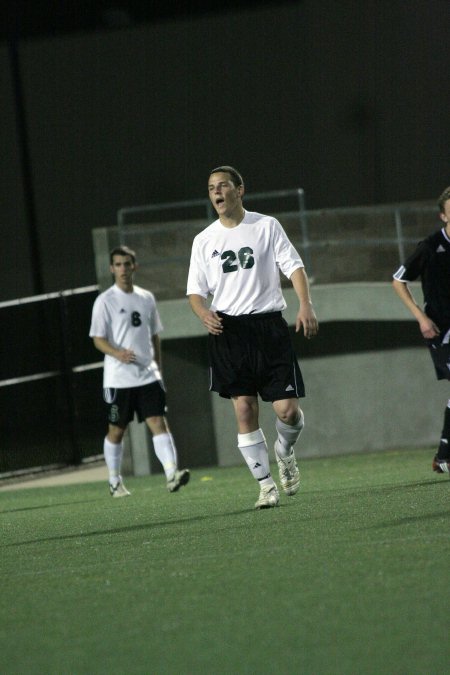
[
  {"x1": 89, "y1": 294, "x2": 108, "y2": 337},
  {"x1": 393, "y1": 240, "x2": 429, "y2": 282},
  {"x1": 186, "y1": 237, "x2": 209, "y2": 297},
  {"x1": 272, "y1": 219, "x2": 304, "y2": 279}
]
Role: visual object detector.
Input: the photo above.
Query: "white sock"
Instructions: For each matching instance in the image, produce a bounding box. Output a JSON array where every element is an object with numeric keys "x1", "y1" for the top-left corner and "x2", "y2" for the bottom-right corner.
[
  {"x1": 238, "y1": 429, "x2": 275, "y2": 486},
  {"x1": 153, "y1": 432, "x2": 177, "y2": 480},
  {"x1": 104, "y1": 437, "x2": 123, "y2": 485},
  {"x1": 275, "y1": 409, "x2": 304, "y2": 458}
]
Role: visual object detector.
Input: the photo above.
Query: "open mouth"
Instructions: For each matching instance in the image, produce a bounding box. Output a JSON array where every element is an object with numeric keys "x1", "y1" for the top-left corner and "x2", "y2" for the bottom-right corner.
[{"x1": 215, "y1": 197, "x2": 225, "y2": 206}]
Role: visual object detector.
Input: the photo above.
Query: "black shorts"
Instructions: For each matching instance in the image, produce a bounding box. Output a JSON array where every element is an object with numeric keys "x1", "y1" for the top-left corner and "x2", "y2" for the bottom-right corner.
[
  {"x1": 208, "y1": 311, "x2": 305, "y2": 401},
  {"x1": 103, "y1": 381, "x2": 167, "y2": 428},
  {"x1": 426, "y1": 335, "x2": 450, "y2": 381}
]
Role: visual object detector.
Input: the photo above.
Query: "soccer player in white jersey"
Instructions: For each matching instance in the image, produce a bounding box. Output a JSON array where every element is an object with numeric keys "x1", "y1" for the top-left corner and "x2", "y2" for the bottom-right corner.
[
  {"x1": 187, "y1": 166, "x2": 318, "y2": 509},
  {"x1": 393, "y1": 186, "x2": 450, "y2": 474},
  {"x1": 90, "y1": 246, "x2": 189, "y2": 497}
]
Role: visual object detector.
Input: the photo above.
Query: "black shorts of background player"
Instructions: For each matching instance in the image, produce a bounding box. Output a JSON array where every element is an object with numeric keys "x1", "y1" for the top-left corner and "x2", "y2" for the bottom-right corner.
[{"x1": 393, "y1": 186, "x2": 450, "y2": 474}]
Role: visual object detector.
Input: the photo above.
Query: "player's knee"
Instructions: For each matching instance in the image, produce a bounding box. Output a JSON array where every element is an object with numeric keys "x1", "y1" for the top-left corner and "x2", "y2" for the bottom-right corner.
[
  {"x1": 275, "y1": 401, "x2": 302, "y2": 425},
  {"x1": 107, "y1": 425, "x2": 125, "y2": 444},
  {"x1": 146, "y1": 415, "x2": 167, "y2": 435},
  {"x1": 234, "y1": 398, "x2": 258, "y2": 425}
]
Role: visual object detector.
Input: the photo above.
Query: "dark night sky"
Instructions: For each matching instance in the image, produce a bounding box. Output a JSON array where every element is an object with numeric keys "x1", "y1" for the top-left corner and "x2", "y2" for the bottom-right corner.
[
  {"x1": 3, "y1": 0, "x2": 286, "y2": 40},
  {"x1": 2, "y1": 0, "x2": 449, "y2": 299}
]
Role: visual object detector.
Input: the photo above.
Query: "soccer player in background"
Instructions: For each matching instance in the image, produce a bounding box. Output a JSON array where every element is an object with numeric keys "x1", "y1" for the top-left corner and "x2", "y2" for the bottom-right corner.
[
  {"x1": 90, "y1": 246, "x2": 190, "y2": 496},
  {"x1": 393, "y1": 186, "x2": 450, "y2": 474},
  {"x1": 187, "y1": 166, "x2": 318, "y2": 509}
]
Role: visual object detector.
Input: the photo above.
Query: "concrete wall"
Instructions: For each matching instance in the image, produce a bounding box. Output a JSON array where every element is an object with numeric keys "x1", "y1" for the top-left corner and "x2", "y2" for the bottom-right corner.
[{"x1": 213, "y1": 348, "x2": 442, "y2": 465}]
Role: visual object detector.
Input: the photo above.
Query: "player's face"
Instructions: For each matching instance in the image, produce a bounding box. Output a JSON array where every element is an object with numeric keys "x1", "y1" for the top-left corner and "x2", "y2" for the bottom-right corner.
[
  {"x1": 439, "y1": 199, "x2": 450, "y2": 228},
  {"x1": 208, "y1": 172, "x2": 244, "y2": 218},
  {"x1": 110, "y1": 255, "x2": 136, "y2": 288}
]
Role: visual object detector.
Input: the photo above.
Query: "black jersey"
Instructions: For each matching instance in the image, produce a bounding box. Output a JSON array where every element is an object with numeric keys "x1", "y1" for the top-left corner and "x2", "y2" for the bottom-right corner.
[{"x1": 393, "y1": 227, "x2": 450, "y2": 329}]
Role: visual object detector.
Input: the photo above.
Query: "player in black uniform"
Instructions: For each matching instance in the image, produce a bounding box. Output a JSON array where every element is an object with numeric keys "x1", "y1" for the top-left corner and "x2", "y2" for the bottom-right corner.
[{"x1": 393, "y1": 186, "x2": 450, "y2": 473}]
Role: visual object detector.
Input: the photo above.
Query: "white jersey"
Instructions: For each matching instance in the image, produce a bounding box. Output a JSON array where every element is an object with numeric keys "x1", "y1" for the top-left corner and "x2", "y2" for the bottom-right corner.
[
  {"x1": 89, "y1": 284, "x2": 163, "y2": 388},
  {"x1": 186, "y1": 210, "x2": 304, "y2": 315}
]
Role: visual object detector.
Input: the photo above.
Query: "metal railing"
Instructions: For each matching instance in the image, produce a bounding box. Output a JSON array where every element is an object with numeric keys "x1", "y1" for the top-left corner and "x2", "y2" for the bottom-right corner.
[
  {"x1": 114, "y1": 191, "x2": 437, "y2": 297},
  {"x1": 0, "y1": 285, "x2": 103, "y2": 476}
]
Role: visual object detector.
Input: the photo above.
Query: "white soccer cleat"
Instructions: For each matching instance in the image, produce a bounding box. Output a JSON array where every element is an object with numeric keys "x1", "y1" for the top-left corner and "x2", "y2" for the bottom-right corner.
[
  {"x1": 167, "y1": 468, "x2": 190, "y2": 493},
  {"x1": 274, "y1": 441, "x2": 300, "y2": 496},
  {"x1": 109, "y1": 477, "x2": 131, "y2": 498},
  {"x1": 255, "y1": 483, "x2": 280, "y2": 509}
]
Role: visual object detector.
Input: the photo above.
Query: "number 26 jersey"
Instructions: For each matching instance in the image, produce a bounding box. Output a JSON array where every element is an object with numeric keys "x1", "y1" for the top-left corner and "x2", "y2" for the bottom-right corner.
[{"x1": 186, "y1": 210, "x2": 304, "y2": 315}]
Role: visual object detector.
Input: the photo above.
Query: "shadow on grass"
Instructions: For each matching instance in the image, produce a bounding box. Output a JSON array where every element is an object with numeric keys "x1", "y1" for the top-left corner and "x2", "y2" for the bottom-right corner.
[
  {"x1": 4, "y1": 506, "x2": 258, "y2": 547},
  {"x1": 360, "y1": 508, "x2": 450, "y2": 530},
  {"x1": 0, "y1": 499, "x2": 102, "y2": 515},
  {"x1": 305, "y1": 477, "x2": 448, "y2": 495}
]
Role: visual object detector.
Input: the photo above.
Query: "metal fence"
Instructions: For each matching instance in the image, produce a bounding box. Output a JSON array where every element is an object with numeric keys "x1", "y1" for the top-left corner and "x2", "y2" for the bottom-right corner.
[
  {"x1": 0, "y1": 286, "x2": 104, "y2": 477},
  {"x1": 113, "y1": 190, "x2": 437, "y2": 299}
]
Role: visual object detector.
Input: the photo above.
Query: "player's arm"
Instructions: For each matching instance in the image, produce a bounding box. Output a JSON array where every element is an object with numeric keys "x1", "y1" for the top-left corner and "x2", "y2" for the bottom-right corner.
[
  {"x1": 392, "y1": 279, "x2": 440, "y2": 339},
  {"x1": 290, "y1": 267, "x2": 318, "y2": 338},
  {"x1": 92, "y1": 336, "x2": 136, "y2": 363},
  {"x1": 188, "y1": 294, "x2": 223, "y2": 335}
]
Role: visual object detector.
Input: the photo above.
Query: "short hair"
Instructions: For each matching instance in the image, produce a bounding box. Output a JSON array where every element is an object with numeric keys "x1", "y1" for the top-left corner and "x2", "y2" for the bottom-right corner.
[
  {"x1": 438, "y1": 186, "x2": 450, "y2": 213},
  {"x1": 109, "y1": 245, "x2": 136, "y2": 264},
  {"x1": 209, "y1": 165, "x2": 244, "y2": 188}
]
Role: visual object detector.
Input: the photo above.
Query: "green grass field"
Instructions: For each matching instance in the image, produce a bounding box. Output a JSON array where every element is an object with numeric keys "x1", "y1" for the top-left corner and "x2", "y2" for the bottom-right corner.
[{"x1": 1, "y1": 448, "x2": 449, "y2": 675}]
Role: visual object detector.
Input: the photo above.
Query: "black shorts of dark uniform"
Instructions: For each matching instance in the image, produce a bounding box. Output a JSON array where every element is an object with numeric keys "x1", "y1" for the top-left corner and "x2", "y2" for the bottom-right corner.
[
  {"x1": 103, "y1": 381, "x2": 167, "y2": 428},
  {"x1": 426, "y1": 334, "x2": 450, "y2": 381},
  {"x1": 208, "y1": 311, "x2": 305, "y2": 401}
]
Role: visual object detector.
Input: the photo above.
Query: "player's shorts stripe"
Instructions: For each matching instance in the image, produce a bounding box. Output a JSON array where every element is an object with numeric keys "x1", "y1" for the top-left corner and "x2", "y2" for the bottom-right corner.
[
  {"x1": 292, "y1": 360, "x2": 299, "y2": 396},
  {"x1": 103, "y1": 388, "x2": 117, "y2": 404},
  {"x1": 208, "y1": 367, "x2": 213, "y2": 391}
]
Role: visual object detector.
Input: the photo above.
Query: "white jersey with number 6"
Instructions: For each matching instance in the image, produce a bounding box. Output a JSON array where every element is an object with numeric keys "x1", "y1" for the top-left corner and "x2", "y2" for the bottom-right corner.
[
  {"x1": 89, "y1": 284, "x2": 163, "y2": 388},
  {"x1": 186, "y1": 210, "x2": 304, "y2": 315}
]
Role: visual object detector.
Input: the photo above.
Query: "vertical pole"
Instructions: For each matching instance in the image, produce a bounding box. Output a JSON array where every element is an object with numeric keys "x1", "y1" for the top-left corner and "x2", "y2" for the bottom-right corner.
[
  {"x1": 394, "y1": 208, "x2": 405, "y2": 264},
  {"x1": 298, "y1": 188, "x2": 313, "y2": 278},
  {"x1": 8, "y1": 35, "x2": 44, "y2": 295},
  {"x1": 58, "y1": 293, "x2": 82, "y2": 465}
]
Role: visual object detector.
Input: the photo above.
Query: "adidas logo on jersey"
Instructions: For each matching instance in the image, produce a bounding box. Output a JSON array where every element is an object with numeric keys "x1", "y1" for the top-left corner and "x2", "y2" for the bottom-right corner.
[
  {"x1": 285, "y1": 384, "x2": 295, "y2": 391},
  {"x1": 211, "y1": 250, "x2": 221, "y2": 258},
  {"x1": 436, "y1": 245, "x2": 446, "y2": 253},
  {"x1": 120, "y1": 308, "x2": 126, "y2": 313}
]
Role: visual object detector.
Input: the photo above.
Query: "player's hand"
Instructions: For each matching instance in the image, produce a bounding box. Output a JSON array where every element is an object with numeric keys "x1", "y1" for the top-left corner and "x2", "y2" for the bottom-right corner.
[
  {"x1": 296, "y1": 304, "x2": 318, "y2": 339},
  {"x1": 419, "y1": 317, "x2": 440, "y2": 340},
  {"x1": 117, "y1": 348, "x2": 137, "y2": 363},
  {"x1": 202, "y1": 310, "x2": 223, "y2": 335}
]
